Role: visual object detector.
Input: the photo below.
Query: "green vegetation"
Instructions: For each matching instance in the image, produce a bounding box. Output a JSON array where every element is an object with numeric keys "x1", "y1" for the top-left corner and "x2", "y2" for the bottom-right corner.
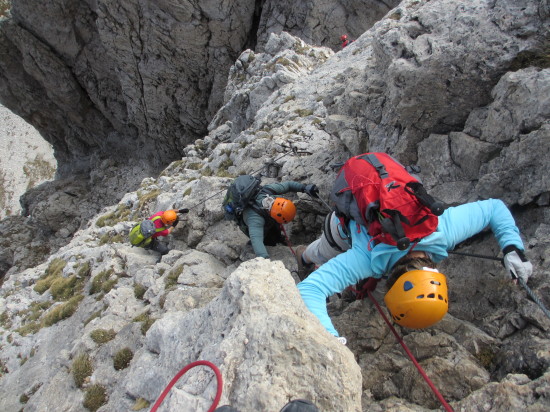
[
  {"x1": 19, "y1": 383, "x2": 41, "y2": 405},
  {"x1": 99, "y1": 233, "x2": 124, "y2": 245},
  {"x1": 90, "y1": 329, "x2": 116, "y2": 345},
  {"x1": 96, "y1": 204, "x2": 131, "y2": 228},
  {"x1": 42, "y1": 295, "x2": 84, "y2": 327},
  {"x1": 183, "y1": 187, "x2": 192, "y2": 197},
  {"x1": 475, "y1": 347, "x2": 496, "y2": 370},
  {"x1": 165, "y1": 265, "x2": 183, "y2": 289},
  {"x1": 84, "y1": 309, "x2": 104, "y2": 326},
  {"x1": 133, "y1": 312, "x2": 156, "y2": 335},
  {"x1": 34, "y1": 258, "x2": 67, "y2": 294},
  {"x1": 89, "y1": 269, "x2": 117, "y2": 295},
  {"x1": 72, "y1": 353, "x2": 93, "y2": 388},
  {"x1": 294, "y1": 108, "x2": 314, "y2": 117},
  {"x1": 132, "y1": 398, "x2": 150, "y2": 410},
  {"x1": 83, "y1": 384, "x2": 108, "y2": 411},
  {"x1": 50, "y1": 275, "x2": 84, "y2": 301},
  {"x1": 187, "y1": 162, "x2": 202, "y2": 170},
  {"x1": 201, "y1": 167, "x2": 213, "y2": 176},
  {"x1": 510, "y1": 48, "x2": 550, "y2": 71},
  {"x1": 113, "y1": 347, "x2": 133, "y2": 370},
  {"x1": 0, "y1": 311, "x2": 12, "y2": 329},
  {"x1": 137, "y1": 188, "x2": 161, "y2": 211},
  {"x1": 134, "y1": 283, "x2": 147, "y2": 300},
  {"x1": 284, "y1": 95, "x2": 296, "y2": 103}
]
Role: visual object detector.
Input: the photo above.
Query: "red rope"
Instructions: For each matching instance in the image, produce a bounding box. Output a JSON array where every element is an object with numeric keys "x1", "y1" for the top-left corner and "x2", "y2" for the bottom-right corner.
[
  {"x1": 366, "y1": 290, "x2": 455, "y2": 412},
  {"x1": 150, "y1": 360, "x2": 223, "y2": 412},
  {"x1": 280, "y1": 223, "x2": 296, "y2": 256}
]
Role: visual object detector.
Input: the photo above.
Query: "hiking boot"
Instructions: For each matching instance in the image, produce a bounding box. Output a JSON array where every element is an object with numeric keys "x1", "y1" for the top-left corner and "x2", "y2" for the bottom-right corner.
[{"x1": 296, "y1": 245, "x2": 316, "y2": 281}]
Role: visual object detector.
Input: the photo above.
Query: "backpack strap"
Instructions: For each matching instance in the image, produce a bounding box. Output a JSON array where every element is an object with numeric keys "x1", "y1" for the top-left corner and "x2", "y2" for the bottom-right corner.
[
  {"x1": 151, "y1": 215, "x2": 167, "y2": 232},
  {"x1": 359, "y1": 153, "x2": 389, "y2": 179}
]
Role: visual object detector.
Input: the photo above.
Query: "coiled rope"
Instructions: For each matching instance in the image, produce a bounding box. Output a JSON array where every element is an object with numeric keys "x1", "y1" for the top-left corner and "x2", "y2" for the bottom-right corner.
[{"x1": 150, "y1": 360, "x2": 223, "y2": 412}]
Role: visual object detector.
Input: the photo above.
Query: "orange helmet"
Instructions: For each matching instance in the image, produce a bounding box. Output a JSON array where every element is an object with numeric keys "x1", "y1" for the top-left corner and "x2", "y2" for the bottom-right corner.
[
  {"x1": 384, "y1": 269, "x2": 448, "y2": 329},
  {"x1": 340, "y1": 34, "x2": 348, "y2": 41},
  {"x1": 161, "y1": 210, "x2": 178, "y2": 225},
  {"x1": 270, "y1": 197, "x2": 296, "y2": 224}
]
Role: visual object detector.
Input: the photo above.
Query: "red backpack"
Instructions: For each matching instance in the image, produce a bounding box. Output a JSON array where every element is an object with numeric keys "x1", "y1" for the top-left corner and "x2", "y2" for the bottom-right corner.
[{"x1": 331, "y1": 152, "x2": 445, "y2": 250}]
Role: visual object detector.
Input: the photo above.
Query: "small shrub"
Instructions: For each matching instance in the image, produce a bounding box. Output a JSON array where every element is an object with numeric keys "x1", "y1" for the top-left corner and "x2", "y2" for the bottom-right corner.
[
  {"x1": 72, "y1": 353, "x2": 93, "y2": 388},
  {"x1": 137, "y1": 189, "x2": 161, "y2": 211},
  {"x1": 83, "y1": 384, "x2": 108, "y2": 412},
  {"x1": 90, "y1": 329, "x2": 116, "y2": 344},
  {"x1": 0, "y1": 1, "x2": 11, "y2": 18},
  {"x1": 84, "y1": 309, "x2": 103, "y2": 326},
  {"x1": 113, "y1": 347, "x2": 133, "y2": 370},
  {"x1": 77, "y1": 261, "x2": 91, "y2": 278}
]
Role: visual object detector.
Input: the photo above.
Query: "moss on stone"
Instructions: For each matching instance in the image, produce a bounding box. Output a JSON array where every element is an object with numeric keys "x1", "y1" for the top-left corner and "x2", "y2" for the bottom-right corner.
[{"x1": 132, "y1": 398, "x2": 150, "y2": 410}]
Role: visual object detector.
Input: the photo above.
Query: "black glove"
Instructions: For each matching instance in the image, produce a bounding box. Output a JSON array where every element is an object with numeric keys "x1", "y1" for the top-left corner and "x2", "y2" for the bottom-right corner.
[
  {"x1": 172, "y1": 218, "x2": 179, "y2": 228},
  {"x1": 178, "y1": 208, "x2": 190, "y2": 214},
  {"x1": 304, "y1": 184, "x2": 319, "y2": 198}
]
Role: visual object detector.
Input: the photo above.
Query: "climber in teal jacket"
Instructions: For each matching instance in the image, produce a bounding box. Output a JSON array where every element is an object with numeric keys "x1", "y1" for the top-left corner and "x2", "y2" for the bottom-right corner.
[
  {"x1": 297, "y1": 199, "x2": 533, "y2": 338},
  {"x1": 242, "y1": 181, "x2": 318, "y2": 258}
]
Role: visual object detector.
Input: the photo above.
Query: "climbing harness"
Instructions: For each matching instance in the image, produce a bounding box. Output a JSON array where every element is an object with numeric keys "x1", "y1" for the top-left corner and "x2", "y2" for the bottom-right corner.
[
  {"x1": 150, "y1": 360, "x2": 223, "y2": 412},
  {"x1": 448, "y1": 251, "x2": 550, "y2": 321},
  {"x1": 366, "y1": 289, "x2": 455, "y2": 412}
]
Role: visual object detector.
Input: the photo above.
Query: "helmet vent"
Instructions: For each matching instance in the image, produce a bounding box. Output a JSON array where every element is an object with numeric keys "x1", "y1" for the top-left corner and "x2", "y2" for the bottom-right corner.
[
  {"x1": 438, "y1": 295, "x2": 444, "y2": 300},
  {"x1": 430, "y1": 280, "x2": 441, "y2": 285},
  {"x1": 427, "y1": 293, "x2": 435, "y2": 298},
  {"x1": 416, "y1": 294, "x2": 424, "y2": 299},
  {"x1": 403, "y1": 281, "x2": 414, "y2": 291}
]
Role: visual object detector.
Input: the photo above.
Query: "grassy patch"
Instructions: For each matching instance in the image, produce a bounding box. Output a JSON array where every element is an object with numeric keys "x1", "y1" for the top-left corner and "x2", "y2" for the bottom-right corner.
[
  {"x1": 50, "y1": 275, "x2": 84, "y2": 301},
  {"x1": 134, "y1": 312, "x2": 156, "y2": 335},
  {"x1": 294, "y1": 108, "x2": 314, "y2": 117},
  {"x1": 137, "y1": 189, "x2": 161, "y2": 211},
  {"x1": 99, "y1": 233, "x2": 124, "y2": 245},
  {"x1": 23, "y1": 155, "x2": 56, "y2": 190},
  {"x1": 201, "y1": 167, "x2": 213, "y2": 176},
  {"x1": 96, "y1": 204, "x2": 131, "y2": 228},
  {"x1": 34, "y1": 258, "x2": 67, "y2": 294},
  {"x1": 90, "y1": 329, "x2": 116, "y2": 345},
  {"x1": 72, "y1": 353, "x2": 93, "y2": 388},
  {"x1": 0, "y1": 311, "x2": 12, "y2": 329},
  {"x1": 89, "y1": 269, "x2": 116, "y2": 295},
  {"x1": 134, "y1": 283, "x2": 147, "y2": 300},
  {"x1": 83, "y1": 384, "x2": 108, "y2": 412},
  {"x1": 165, "y1": 265, "x2": 183, "y2": 289},
  {"x1": 113, "y1": 347, "x2": 133, "y2": 370},
  {"x1": 187, "y1": 162, "x2": 202, "y2": 170},
  {"x1": 42, "y1": 295, "x2": 84, "y2": 327},
  {"x1": 132, "y1": 398, "x2": 150, "y2": 410}
]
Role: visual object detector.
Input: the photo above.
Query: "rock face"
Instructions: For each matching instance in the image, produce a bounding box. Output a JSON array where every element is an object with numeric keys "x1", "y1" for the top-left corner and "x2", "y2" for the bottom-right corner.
[
  {"x1": 1, "y1": 1, "x2": 550, "y2": 412},
  {"x1": 0, "y1": 103, "x2": 56, "y2": 219}
]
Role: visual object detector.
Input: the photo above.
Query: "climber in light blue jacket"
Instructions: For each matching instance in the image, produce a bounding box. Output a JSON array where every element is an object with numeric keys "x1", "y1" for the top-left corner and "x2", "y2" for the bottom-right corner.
[{"x1": 297, "y1": 199, "x2": 533, "y2": 339}]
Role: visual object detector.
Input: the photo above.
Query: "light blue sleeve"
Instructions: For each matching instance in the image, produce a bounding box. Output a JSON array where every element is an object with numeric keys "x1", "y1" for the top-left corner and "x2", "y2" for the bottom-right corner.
[
  {"x1": 297, "y1": 223, "x2": 373, "y2": 336},
  {"x1": 438, "y1": 199, "x2": 524, "y2": 251}
]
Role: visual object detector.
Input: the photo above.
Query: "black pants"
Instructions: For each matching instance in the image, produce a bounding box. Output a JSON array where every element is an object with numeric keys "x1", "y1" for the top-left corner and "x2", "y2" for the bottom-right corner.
[
  {"x1": 263, "y1": 221, "x2": 286, "y2": 246},
  {"x1": 146, "y1": 238, "x2": 169, "y2": 255}
]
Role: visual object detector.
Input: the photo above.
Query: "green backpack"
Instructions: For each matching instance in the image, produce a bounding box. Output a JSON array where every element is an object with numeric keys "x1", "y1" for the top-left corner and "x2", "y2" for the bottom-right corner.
[{"x1": 128, "y1": 216, "x2": 165, "y2": 247}]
